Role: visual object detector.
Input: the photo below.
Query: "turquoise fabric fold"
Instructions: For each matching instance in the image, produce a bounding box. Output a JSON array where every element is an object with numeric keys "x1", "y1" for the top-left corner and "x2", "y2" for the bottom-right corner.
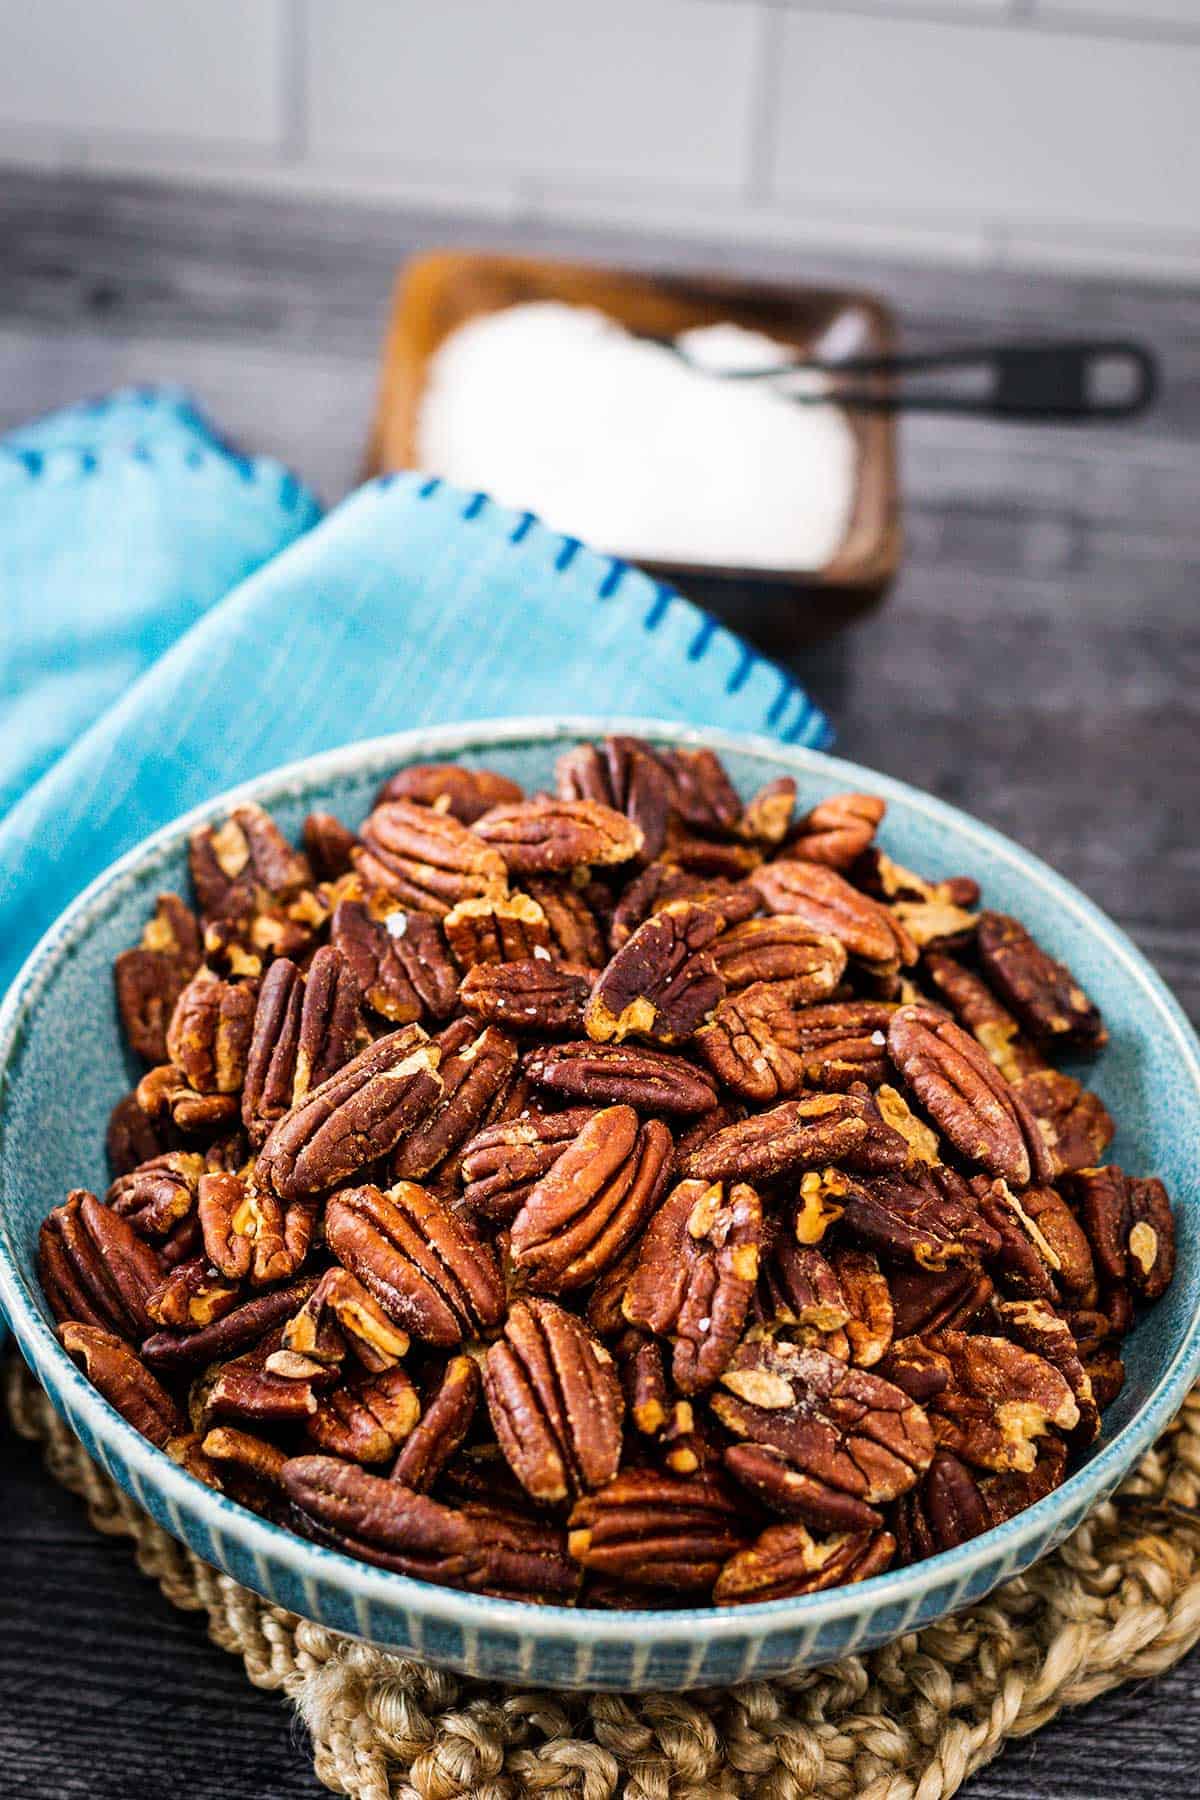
[
  {"x1": 0, "y1": 467, "x2": 829, "y2": 1001},
  {"x1": 0, "y1": 387, "x2": 321, "y2": 817}
]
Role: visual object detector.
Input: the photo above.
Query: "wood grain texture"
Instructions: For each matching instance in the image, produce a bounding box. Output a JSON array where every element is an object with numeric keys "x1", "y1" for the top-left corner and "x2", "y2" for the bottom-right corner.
[{"x1": 1, "y1": 168, "x2": 1198, "y2": 1799}]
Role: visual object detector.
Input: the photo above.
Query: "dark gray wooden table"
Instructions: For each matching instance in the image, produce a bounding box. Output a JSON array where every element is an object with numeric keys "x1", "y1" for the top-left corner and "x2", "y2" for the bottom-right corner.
[{"x1": 2, "y1": 171, "x2": 1197, "y2": 1799}]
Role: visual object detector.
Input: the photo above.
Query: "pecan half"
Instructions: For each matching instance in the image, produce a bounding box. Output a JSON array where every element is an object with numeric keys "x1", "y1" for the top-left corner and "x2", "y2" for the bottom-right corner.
[
  {"x1": 166, "y1": 970, "x2": 257, "y2": 1098},
  {"x1": 59, "y1": 1322, "x2": 184, "y2": 1447},
  {"x1": 459, "y1": 959, "x2": 593, "y2": 1034},
  {"x1": 458, "y1": 1107, "x2": 598, "y2": 1223},
  {"x1": 979, "y1": 1436, "x2": 1068, "y2": 1527},
  {"x1": 708, "y1": 917, "x2": 846, "y2": 997},
  {"x1": 892, "y1": 1450, "x2": 989, "y2": 1564},
  {"x1": 355, "y1": 799, "x2": 509, "y2": 916},
  {"x1": 714, "y1": 1521, "x2": 895, "y2": 1604},
  {"x1": 190, "y1": 802, "x2": 313, "y2": 924},
  {"x1": 510, "y1": 1106, "x2": 672, "y2": 1292},
  {"x1": 1063, "y1": 1164, "x2": 1175, "y2": 1302},
  {"x1": 331, "y1": 897, "x2": 459, "y2": 1025},
  {"x1": 114, "y1": 893, "x2": 203, "y2": 1063},
  {"x1": 463, "y1": 1505, "x2": 582, "y2": 1602},
  {"x1": 974, "y1": 1177, "x2": 1095, "y2": 1301},
  {"x1": 525, "y1": 1040, "x2": 718, "y2": 1116},
  {"x1": 623, "y1": 1178, "x2": 762, "y2": 1393},
  {"x1": 306, "y1": 1364, "x2": 420, "y2": 1463},
  {"x1": 568, "y1": 1468, "x2": 746, "y2": 1591},
  {"x1": 302, "y1": 811, "x2": 359, "y2": 881},
  {"x1": 107, "y1": 1090, "x2": 172, "y2": 1177},
  {"x1": 683, "y1": 1087, "x2": 910, "y2": 1184},
  {"x1": 658, "y1": 746, "x2": 743, "y2": 833},
  {"x1": 391, "y1": 1355, "x2": 481, "y2": 1491},
  {"x1": 474, "y1": 797, "x2": 643, "y2": 875},
  {"x1": 750, "y1": 861, "x2": 916, "y2": 977},
  {"x1": 611, "y1": 862, "x2": 758, "y2": 950},
  {"x1": 889, "y1": 1265, "x2": 994, "y2": 1339},
  {"x1": 788, "y1": 1002, "x2": 900, "y2": 1091},
  {"x1": 241, "y1": 950, "x2": 362, "y2": 1146},
  {"x1": 391, "y1": 1025, "x2": 518, "y2": 1181},
  {"x1": 1013, "y1": 1068, "x2": 1113, "y2": 1176},
  {"x1": 993, "y1": 1297, "x2": 1100, "y2": 1444},
  {"x1": 977, "y1": 912, "x2": 1106, "y2": 1051},
  {"x1": 255, "y1": 1026, "x2": 442, "y2": 1200},
  {"x1": 140, "y1": 1276, "x2": 317, "y2": 1371},
  {"x1": 483, "y1": 1297, "x2": 623, "y2": 1502},
  {"x1": 711, "y1": 1337, "x2": 934, "y2": 1507},
  {"x1": 834, "y1": 1165, "x2": 1001, "y2": 1270},
  {"x1": 585, "y1": 901, "x2": 724, "y2": 1046},
  {"x1": 832, "y1": 1247, "x2": 894, "y2": 1367},
  {"x1": 326, "y1": 1181, "x2": 505, "y2": 1344},
  {"x1": 443, "y1": 893, "x2": 552, "y2": 970},
  {"x1": 695, "y1": 983, "x2": 808, "y2": 1103},
  {"x1": 556, "y1": 735, "x2": 672, "y2": 864},
  {"x1": 723, "y1": 1443, "x2": 882, "y2": 1534},
  {"x1": 197, "y1": 1170, "x2": 316, "y2": 1287},
  {"x1": 282, "y1": 1455, "x2": 481, "y2": 1583},
  {"x1": 923, "y1": 951, "x2": 1045, "y2": 1082},
  {"x1": 38, "y1": 1190, "x2": 163, "y2": 1339},
  {"x1": 887, "y1": 1004, "x2": 1055, "y2": 1187},
  {"x1": 785, "y1": 793, "x2": 886, "y2": 869},
  {"x1": 375, "y1": 761, "x2": 524, "y2": 823},
  {"x1": 107, "y1": 1150, "x2": 205, "y2": 1239}
]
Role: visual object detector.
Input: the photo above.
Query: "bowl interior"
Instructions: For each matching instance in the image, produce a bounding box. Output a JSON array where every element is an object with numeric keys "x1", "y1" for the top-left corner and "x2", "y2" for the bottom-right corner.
[{"x1": 2, "y1": 722, "x2": 1199, "y2": 1627}]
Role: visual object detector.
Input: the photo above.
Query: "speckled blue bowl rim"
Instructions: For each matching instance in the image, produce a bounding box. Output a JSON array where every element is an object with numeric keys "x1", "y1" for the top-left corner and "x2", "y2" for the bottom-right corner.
[{"x1": 3, "y1": 715, "x2": 1200, "y2": 1659}]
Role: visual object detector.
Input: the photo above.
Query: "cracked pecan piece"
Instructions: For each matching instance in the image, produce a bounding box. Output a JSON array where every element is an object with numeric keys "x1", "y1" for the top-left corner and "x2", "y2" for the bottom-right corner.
[
  {"x1": 354, "y1": 799, "x2": 509, "y2": 916},
  {"x1": 892, "y1": 1449, "x2": 989, "y2": 1565},
  {"x1": 889, "y1": 1264, "x2": 994, "y2": 1339},
  {"x1": 306, "y1": 1364, "x2": 421, "y2": 1463},
  {"x1": 107, "y1": 1150, "x2": 205, "y2": 1239},
  {"x1": 330, "y1": 896, "x2": 459, "y2": 1025},
  {"x1": 695, "y1": 982, "x2": 809, "y2": 1103},
  {"x1": 375, "y1": 761, "x2": 524, "y2": 824},
  {"x1": 114, "y1": 893, "x2": 203, "y2": 1063},
  {"x1": 973, "y1": 1177, "x2": 1095, "y2": 1302},
  {"x1": 623, "y1": 1178, "x2": 762, "y2": 1393},
  {"x1": 255, "y1": 1025, "x2": 442, "y2": 1200},
  {"x1": 832, "y1": 1247, "x2": 894, "y2": 1368},
  {"x1": 38, "y1": 1190, "x2": 163, "y2": 1339},
  {"x1": 107, "y1": 1090, "x2": 173, "y2": 1177},
  {"x1": 980, "y1": 1436, "x2": 1069, "y2": 1527},
  {"x1": 708, "y1": 917, "x2": 846, "y2": 997},
  {"x1": 302, "y1": 811, "x2": 359, "y2": 882},
  {"x1": 525, "y1": 1039, "x2": 719, "y2": 1116},
  {"x1": 614, "y1": 1332, "x2": 700, "y2": 1468},
  {"x1": 750, "y1": 860, "x2": 916, "y2": 978},
  {"x1": 443, "y1": 892, "x2": 552, "y2": 970},
  {"x1": 568, "y1": 1467, "x2": 747, "y2": 1591},
  {"x1": 714, "y1": 1520, "x2": 895, "y2": 1604},
  {"x1": 657, "y1": 746, "x2": 742, "y2": 833},
  {"x1": 977, "y1": 912, "x2": 1106, "y2": 1051},
  {"x1": 474, "y1": 797, "x2": 644, "y2": 875},
  {"x1": 711, "y1": 1337, "x2": 934, "y2": 1508},
  {"x1": 459, "y1": 958, "x2": 594, "y2": 1034},
  {"x1": 889, "y1": 1331, "x2": 1079, "y2": 1473},
  {"x1": 59, "y1": 1322, "x2": 184, "y2": 1447},
  {"x1": 145, "y1": 1256, "x2": 242, "y2": 1331},
  {"x1": 140, "y1": 1276, "x2": 318, "y2": 1371},
  {"x1": 458, "y1": 1106, "x2": 597, "y2": 1223},
  {"x1": 1062, "y1": 1164, "x2": 1175, "y2": 1303},
  {"x1": 833, "y1": 1165, "x2": 1001, "y2": 1270},
  {"x1": 484, "y1": 1297, "x2": 623, "y2": 1503},
  {"x1": 190, "y1": 803, "x2": 318, "y2": 971},
  {"x1": 1012, "y1": 1068, "x2": 1113, "y2": 1176},
  {"x1": 683, "y1": 1086, "x2": 910, "y2": 1184},
  {"x1": 555, "y1": 735, "x2": 673, "y2": 864},
  {"x1": 887, "y1": 1004, "x2": 1055, "y2": 1187},
  {"x1": 510, "y1": 1106, "x2": 672, "y2": 1292},
  {"x1": 326, "y1": 1181, "x2": 505, "y2": 1345},
  {"x1": 585, "y1": 901, "x2": 724, "y2": 1046},
  {"x1": 283, "y1": 1266, "x2": 410, "y2": 1372},
  {"x1": 283, "y1": 1455, "x2": 481, "y2": 1583},
  {"x1": 242, "y1": 949, "x2": 363, "y2": 1147},
  {"x1": 739, "y1": 778, "x2": 796, "y2": 847},
  {"x1": 993, "y1": 1297, "x2": 1100, "y2": 1444},
  {"x1": 785, "y1": 793, "x2": 886, "y2": 869},
  {"x1": 391, "y1": 1024, "x2": 518, "y2": 1182},
  {"x1": 166, "y1": 970, "x2": 257, "y2": 1100},
  {"x1": 197, "y1": 1170, "x2": 316, "y2": 1287}
]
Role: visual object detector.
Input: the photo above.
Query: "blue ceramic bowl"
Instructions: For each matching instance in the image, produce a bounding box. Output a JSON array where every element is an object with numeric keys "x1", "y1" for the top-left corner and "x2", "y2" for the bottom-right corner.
[{"x1": 3, "y1": 718, "x2": 1199, "y2": 1692}]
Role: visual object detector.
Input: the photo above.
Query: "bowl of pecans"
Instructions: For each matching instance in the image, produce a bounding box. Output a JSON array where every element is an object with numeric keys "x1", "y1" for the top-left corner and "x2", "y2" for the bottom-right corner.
[{"x1": 2, "y1": 718, "x2": 1198, "y2": 1691}]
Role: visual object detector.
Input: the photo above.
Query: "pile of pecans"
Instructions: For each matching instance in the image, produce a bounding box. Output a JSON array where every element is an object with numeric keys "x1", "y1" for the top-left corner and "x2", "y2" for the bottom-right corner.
[{"x1": 39, "y1": 738, "x2": 1177, "y2": 1608}]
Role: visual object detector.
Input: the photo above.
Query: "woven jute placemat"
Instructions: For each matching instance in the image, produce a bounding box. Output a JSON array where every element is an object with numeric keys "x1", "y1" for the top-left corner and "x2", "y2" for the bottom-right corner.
[{"x1": 9, "y1": 1355, "x2": 1200, "y2": 1800}]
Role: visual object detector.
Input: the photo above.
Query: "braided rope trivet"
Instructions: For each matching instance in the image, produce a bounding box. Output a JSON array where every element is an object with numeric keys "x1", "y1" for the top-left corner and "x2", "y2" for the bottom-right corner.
[{"x1": 9, "y1": 1355, "x2": 1200, "y2": 1800}]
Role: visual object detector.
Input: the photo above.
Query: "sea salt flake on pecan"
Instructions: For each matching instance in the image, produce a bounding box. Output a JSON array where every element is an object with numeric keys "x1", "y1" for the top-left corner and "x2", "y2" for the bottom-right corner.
[
  {"x1": 714, "y1": 1519, "x2": 895, "y2": 1603},
  {"x1": 585, "y1": 901, "x2": 725, "y2": 1046},
  {"x1": 510, "y1": 1105, "x2": 673, "y2": 1292},
  {"x1": 484, "y1": 1297, "x2": 623, "y2": 1503},
  {"x1": 623, "y1": 1177, "x2": 763, "y2": 1393}
]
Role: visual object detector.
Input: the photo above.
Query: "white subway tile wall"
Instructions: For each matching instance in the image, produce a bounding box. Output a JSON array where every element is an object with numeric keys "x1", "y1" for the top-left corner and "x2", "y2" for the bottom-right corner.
[{"x1": 0, "y1": 0, "x2": 1196, "y2": 276}]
